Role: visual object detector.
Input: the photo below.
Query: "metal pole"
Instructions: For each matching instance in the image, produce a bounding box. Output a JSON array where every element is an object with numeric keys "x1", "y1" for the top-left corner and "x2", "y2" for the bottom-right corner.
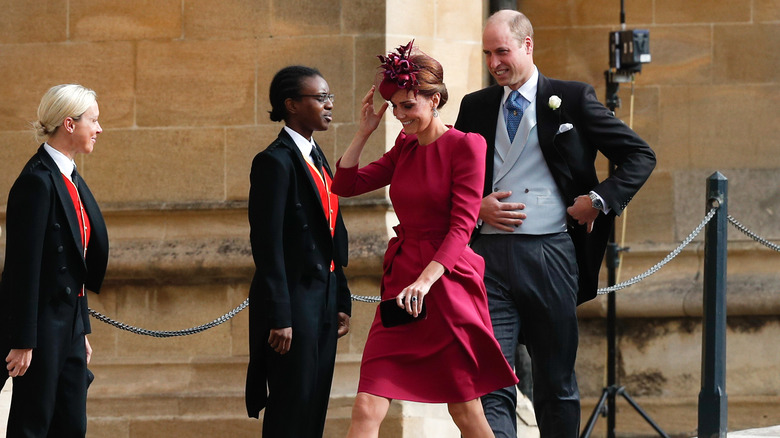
[
  {"x1": 606, "y1": 167, "x2": 618, "y2": 438},
  {"x1": 698, "y1": 172, "x2": 728, "y2": 437}
]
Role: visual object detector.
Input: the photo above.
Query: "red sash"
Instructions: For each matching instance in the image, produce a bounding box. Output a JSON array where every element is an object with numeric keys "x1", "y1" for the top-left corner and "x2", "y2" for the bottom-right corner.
[
  {"x1": 305, "y1": 160, "x2": 338, "y2": 272},
  {"x1": 63, "y1": 174, "x2": 90, "y2": 296}
]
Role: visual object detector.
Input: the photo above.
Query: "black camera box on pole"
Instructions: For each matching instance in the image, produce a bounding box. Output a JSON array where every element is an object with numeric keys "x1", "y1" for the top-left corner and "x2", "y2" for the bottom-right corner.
[{"x1": 609, "y1": 29, "x2": 651, "y2": 72}]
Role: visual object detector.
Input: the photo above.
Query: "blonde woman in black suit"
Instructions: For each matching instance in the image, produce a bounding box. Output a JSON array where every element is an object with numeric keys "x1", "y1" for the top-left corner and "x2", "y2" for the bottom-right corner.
[{"x1": 1, "y1": 84, "x2": 109, "y2": 437}]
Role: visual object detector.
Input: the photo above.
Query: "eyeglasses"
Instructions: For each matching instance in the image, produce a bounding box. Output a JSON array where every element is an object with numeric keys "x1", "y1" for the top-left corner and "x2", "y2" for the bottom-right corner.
[{"x1": 299, "y1": 94, "x2": 335, "y2": 104}]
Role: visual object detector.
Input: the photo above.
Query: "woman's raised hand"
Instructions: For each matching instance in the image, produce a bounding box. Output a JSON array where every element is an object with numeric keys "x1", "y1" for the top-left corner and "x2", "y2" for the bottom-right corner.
[
  {"x1": 358, "y1": 86, "x2": 388, "y2": 136},
  {"x1": 339, "y1": 86, "x2": 389, "y2": 168}
]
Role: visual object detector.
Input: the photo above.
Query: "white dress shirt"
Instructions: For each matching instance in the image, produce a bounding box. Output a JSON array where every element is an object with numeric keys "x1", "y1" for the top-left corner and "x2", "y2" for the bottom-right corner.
[
  {"x1": 284, "y1": 126, "x2": 318, "y2": 166},
  {"x1": 43, "y1": 143, "x2": 76, "y2": 182}
]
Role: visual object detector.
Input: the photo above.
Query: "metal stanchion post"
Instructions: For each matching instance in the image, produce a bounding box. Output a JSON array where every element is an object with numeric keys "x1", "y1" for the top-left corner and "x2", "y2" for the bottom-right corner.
[{"x1": 698, "y1": 172, "x2": 728, "y2": 437}]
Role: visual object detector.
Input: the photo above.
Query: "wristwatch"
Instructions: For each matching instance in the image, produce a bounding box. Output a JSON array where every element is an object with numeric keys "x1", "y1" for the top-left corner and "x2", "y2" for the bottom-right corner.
[{"x1": 588, "y1": 192, "x2": 604, "y2": 211}]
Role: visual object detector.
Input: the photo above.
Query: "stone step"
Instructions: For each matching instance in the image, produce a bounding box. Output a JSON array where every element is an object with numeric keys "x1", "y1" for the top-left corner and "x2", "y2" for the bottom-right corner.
[
  {"x1": 86, "y1": 353, "x2": 362, "y2": 398},
  {"x1": 88, "y1": 415, "x2": 260, "y2": 438},
  {"x1": 87, "y1": 393, "x2": 353, "y2": 437},
  {"x1": 85, "y1": 394, "x2": 376, "y2": 438},
  {"x1": 87, "y1": 358, "x2": 247, "y2": 398},
  {"x1": 88, "y1": 391, "x2": 357, "y2": 419},
  {"x1": 86, "y1": 391, "x2": 545, "y2": 438},
  {"x1": 88, "y1": 414, "x2": 359, "y2": 438},
  {"x1": 88, "y1": 392, "x2": 247, "y2": 419},
  {"x1": 81, "y1": 355, "x2": 364, "y2": 437}
]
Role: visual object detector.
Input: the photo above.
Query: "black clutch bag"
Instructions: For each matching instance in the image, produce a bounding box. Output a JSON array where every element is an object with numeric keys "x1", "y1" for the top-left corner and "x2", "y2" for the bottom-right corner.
[{"x1": 380, "y1": 299, "x2": 427, "y2": 328}]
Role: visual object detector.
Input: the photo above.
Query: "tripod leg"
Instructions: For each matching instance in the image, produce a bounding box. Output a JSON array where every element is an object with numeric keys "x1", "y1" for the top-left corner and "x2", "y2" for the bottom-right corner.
[
  {"x1": 580, "y1": 388, "x2": 609, "y2": 438},
  {"x1": 618, "y1": 389, "x2": 671, "y2": 438}
]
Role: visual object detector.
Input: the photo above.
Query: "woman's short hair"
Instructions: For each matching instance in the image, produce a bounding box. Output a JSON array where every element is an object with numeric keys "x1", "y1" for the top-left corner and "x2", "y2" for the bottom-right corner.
[
  {"x1": 33, "y1": 84, "x2": 97, "y2": 143},
  {"x1": 409, "y1": 50, "x2": 448, "y2": 109},
  {"x1": 268, "y1": 66, "x2": 323, "y2": 122}
]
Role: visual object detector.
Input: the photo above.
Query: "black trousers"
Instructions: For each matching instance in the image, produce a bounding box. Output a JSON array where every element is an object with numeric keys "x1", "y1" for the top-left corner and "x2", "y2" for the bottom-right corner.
[
  {"x1": 263, "y1": 273, "x2": 339, "y2": 438},
  {"x1": 6, "y1": 299, "x2": 90, "y2": 438},
  {"x1": 473, "y1": 233, "x2": 581, "y2": 438}
]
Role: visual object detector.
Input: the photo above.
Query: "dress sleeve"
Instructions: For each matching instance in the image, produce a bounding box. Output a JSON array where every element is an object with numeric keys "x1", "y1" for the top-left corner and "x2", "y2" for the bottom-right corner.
[
  {"x1": 432, "y1": 132, "x2": 487, "y2": 271},
  {"x1": 331, "y1": 131, "x2": 406, "y2": 197}
]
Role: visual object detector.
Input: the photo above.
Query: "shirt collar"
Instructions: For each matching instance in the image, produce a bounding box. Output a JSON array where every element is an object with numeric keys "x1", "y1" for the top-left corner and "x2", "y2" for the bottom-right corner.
[
  {"x1": 283, "y1": 126, "x2": 316, "y2": 164},
  {"x1": 502, "y1": 66, "x2": 539, "y2": 106},
  {"x1": 43, "y1": 143, "x2": 76, "y2": 182}
]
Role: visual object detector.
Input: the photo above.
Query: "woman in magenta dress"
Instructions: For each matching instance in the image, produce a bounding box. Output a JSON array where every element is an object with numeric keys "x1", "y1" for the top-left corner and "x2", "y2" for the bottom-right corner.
[{"x1": 332, "y1": 41, "x2": 517, "y2": 438}]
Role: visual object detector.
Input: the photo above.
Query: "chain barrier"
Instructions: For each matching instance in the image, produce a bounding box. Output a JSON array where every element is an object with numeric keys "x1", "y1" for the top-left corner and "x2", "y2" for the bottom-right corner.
[
  {"x1": 597, "y1": 208, "x2": 717, "y2": 294},
  {"x1": 90, "y1": 208, "x2": 779, "y2": 336},
  {"x1": 89, "y1": 298, "x2": 249, "y2": 338},
  {"x1": 350, "y1": 293, "x2": 381, "y2": 303},
  {"x1": 728, "y1": 215, "x2": 780, "y2": 252}
]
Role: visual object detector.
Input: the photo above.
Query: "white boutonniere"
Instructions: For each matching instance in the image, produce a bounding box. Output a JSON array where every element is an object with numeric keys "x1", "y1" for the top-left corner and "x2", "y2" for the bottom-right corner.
[{"x1": 548, "y1": 95, "x2": 562, "y2": 110}]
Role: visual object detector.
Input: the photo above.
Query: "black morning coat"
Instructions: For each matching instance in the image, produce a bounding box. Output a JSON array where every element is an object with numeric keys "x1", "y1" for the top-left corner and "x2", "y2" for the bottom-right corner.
[
  {"x1": 455, "y1": 73, "x2": 656, "y2": 304},
  {"x1": 1, "y1": 145, "x2": 109, "y2": 380},
  {"x1": 245, "y1": 129, "x2": 351, "y2": 418}
]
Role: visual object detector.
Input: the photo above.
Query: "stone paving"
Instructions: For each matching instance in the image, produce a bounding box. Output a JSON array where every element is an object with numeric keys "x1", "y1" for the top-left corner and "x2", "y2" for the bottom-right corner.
[{"x1": 727, "y1": 426, "x2": 780, "y2": 437}]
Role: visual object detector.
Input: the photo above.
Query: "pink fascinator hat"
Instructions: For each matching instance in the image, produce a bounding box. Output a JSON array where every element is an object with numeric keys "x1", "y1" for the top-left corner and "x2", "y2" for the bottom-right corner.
[{"x1": 377, "y1": 40, "x2": 420, "y2": 101}]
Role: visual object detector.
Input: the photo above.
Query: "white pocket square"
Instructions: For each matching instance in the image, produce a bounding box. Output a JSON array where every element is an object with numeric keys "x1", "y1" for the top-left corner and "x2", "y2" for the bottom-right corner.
[{"x1": 557, "y1": 123, "x2": 574, "y2": 134}]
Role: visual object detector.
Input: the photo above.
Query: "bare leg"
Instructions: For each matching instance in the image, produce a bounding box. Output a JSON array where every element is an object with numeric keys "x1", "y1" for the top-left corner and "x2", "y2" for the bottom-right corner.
[
  {"x1": 448, "y1": 398, "x2": 495, "y2": 438},
  {"x1": 347, "y1": 392, "x2": 391, "y2": 438}
]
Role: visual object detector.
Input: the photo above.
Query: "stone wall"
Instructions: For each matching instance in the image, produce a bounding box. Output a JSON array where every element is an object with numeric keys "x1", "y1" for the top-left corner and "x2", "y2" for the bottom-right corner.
[{"x1": 0, "y1": 0, "x2": 778, "y2": 436}]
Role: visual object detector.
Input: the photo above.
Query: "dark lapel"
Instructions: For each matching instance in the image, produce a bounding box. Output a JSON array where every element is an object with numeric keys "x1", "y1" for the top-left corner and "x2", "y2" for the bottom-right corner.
[
  {"x1": 277, "y1": 129, "x2": 325, "y2": 212},
  {"x1": 77, "y1": 174, "x2": 109, "y2": 260},
  {"x1": 36, "y1": 147, "x2": 87, "y2": 264},
  {"x1": 536, "y1": 74, "x2": 557, "y2": 149},
  {"x1": 536, "y1": 74, "x2": 572, "y2": 182}
]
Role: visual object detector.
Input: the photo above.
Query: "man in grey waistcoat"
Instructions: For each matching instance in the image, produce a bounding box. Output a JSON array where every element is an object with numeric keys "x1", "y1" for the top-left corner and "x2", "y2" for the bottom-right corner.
[{"x1": 455, "y1": 10, "x2": 656, "y2": 437}]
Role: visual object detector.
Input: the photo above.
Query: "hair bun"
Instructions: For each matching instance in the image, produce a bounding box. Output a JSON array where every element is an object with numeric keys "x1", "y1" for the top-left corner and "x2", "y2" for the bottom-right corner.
[{"x1": 32, "y1": 120, "x2": 51, "y2": 142}]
